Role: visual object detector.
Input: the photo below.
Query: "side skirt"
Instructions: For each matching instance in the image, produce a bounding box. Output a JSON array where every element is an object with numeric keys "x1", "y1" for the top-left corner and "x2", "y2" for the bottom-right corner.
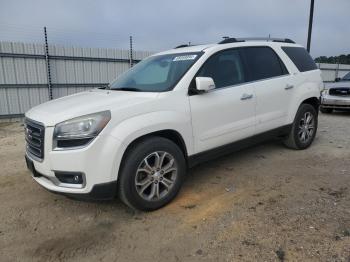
[{"x1": 187, "y1": 124, "x2": 292, "y2": 168}]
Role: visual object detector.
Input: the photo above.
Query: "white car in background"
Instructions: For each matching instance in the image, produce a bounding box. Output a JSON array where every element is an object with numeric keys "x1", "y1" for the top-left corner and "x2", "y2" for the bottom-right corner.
[
  {"x1": 24, "y1": 37, "x2": 323, "y2": 211},
  {"x1": 321, "y1": 72, "x2": 350, "y2": 113}
]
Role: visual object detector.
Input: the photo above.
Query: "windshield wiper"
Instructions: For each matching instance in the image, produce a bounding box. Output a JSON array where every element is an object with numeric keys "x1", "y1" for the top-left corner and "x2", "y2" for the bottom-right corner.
[{"x1": 111, "y1": 87, "x2": 141, "y2": 92}]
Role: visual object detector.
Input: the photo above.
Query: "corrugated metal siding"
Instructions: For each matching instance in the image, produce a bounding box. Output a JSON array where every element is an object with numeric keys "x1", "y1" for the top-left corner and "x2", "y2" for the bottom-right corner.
[{"x1": 0, "y1": 41, "x2": 153, "y2": 117}]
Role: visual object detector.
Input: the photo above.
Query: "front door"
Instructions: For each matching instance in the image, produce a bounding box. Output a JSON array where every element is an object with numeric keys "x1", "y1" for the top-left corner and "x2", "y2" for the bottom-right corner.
[{"x1": 189, "y1": 48, "x2": 256, "y2": 153}]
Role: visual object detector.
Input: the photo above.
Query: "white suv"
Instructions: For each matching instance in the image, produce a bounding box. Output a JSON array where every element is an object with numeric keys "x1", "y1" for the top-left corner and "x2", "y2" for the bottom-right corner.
[{"x1": 25, "y1": 37, "x2": 323, "y2": 210}]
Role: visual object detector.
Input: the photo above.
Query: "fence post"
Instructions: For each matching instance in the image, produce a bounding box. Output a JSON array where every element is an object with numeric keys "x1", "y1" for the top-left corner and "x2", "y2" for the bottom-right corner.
[
  {"x1": 306, "y1": 0, "x2": 314, "y2": 53},
  {"x1": 44, "y1": 27, "x2": 53, "y2": 100},
  {"x1": 129, "y1": 36, "x2": 133, "y2": 68},
  {"x1": 335, "y1": 60, "x2": 340, "y2": 80}
]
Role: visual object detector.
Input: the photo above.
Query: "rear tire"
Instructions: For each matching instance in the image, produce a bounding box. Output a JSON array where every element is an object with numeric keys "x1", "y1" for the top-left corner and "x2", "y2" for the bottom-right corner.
[
  {"x1": 283, "y1": 103, "x2": 318, "y2": 150},
  {"x1": 118, "y1": 137, "x2": 186, "y2": 211},
  {"x1": 320, "y1": 107, "x2": 333, "y2": 114}
]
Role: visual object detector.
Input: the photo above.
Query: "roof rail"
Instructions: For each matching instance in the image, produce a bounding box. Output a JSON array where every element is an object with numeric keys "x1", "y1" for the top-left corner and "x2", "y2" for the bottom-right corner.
[
  {"x1": 175, "y1": 44, "x2": 189, "y2": 48},
  {"x1": 174, "y1": 44, "x2": 199, "y2": 49},
  {"x1": 218, "y1": 38, "x2": 240, "y2": 44},
  {"x1": 218, "y1": 37, "x2": 295, "y2": 44}
]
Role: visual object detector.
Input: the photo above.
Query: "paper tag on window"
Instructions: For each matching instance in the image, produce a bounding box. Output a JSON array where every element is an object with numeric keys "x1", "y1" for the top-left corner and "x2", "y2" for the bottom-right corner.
[{"x1": 173, "y1": 55, "x2": 197, "y2": 61}]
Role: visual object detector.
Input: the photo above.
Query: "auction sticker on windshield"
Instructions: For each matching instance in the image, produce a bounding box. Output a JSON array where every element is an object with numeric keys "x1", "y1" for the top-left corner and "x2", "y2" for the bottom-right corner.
[{"x1": 173, "y1": 55, "x2": 197, "y2": 61}]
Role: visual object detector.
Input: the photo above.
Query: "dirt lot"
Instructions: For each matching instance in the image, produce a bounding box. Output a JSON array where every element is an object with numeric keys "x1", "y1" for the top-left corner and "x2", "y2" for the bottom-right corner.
[{"x1": 0, "y1": 113, "x2": 349, "y2": 262}]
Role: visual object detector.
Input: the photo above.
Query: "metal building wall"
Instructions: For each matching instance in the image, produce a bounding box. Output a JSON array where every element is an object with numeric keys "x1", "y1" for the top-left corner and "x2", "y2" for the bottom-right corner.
[
  {"x1": 0, "y1": 42, "x2": 48, "y2": 117},
  {"x1": 317, "y1": 63, "x2": 350, "y2": 82},
  {"x1": 0, "y1": 41, "x2": 152, "y2": 118}
]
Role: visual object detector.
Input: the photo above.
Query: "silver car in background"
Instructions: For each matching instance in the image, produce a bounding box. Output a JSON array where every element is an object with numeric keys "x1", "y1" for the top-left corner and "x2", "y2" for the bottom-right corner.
[{"x1": 321, "y1": 72, "x2": 350, "y2": 113}]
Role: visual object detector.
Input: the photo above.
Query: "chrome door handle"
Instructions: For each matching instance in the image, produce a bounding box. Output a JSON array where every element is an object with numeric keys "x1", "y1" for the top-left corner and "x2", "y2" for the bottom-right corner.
[
  {"x1": 241, "y1": 93, "x2": 253, "y2": 100},
  {"x1": 285, "y1": 84, "x2": 294, "y2": 90}
]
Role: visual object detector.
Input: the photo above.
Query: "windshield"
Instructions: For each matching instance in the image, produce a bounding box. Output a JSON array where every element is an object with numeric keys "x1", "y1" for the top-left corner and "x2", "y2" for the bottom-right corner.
[
  {"x1": 109, "y1": 52, "x2": 202, "y2": 92},
  {"x1": 342, "y1": 72, "x2": 350, "y2": 81}
]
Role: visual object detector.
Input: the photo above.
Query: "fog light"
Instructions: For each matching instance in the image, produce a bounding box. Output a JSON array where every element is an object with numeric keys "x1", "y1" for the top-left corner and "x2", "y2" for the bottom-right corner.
[{"x1": 55, "y1": 172, "x2": 84, "y2": 185}]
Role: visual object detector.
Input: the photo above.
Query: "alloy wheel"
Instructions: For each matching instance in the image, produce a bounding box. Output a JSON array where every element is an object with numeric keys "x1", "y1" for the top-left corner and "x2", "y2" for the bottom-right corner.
[
  {"x1": 135, "y1": 151, "x2": 178, "y2": 201},
  {"x1": 298, "y1": 111, "x2": 315, "y2": 143}
]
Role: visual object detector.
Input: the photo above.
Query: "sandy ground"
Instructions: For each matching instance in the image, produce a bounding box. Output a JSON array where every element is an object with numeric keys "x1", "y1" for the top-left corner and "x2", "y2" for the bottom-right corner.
[{"x1": 0, "y1": 112, "x2": 349, "y2": 262}]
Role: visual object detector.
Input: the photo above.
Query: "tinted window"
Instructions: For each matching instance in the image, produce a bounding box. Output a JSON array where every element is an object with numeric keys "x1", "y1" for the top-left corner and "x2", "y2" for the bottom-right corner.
[
  {"x1": 342, "y1": 72, "x2": 350, "y2": 81},
  {"x1": 241, "y1": 47, "x2": 288, "y2": 81},
  {"x1": 282, "y1": 46, "x2": 317, "y2": 72},
  {"x1": 197, "y1": 49, "x2": 246, "y2": 89}
]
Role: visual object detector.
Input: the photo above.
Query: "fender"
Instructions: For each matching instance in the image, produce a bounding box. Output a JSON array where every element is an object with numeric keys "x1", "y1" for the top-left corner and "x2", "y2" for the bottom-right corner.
[
  {"x1": 107, "y1": 110, "x2": 193, "y2": 180},
  {"x1": 286, "y1": 81, "x2": 320, "y2": 124}
]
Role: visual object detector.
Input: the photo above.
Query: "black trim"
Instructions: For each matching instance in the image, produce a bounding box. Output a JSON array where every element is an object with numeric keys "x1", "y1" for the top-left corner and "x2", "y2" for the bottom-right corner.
[
  {"x1": 273, "y1": 38, "x2": 295, "y2": 44},
  {"x1": 218, "y1": 38, "x2": 241, "y2": 44},
  {"x1": 58, "y1": 181, "x2": 118, "y2": 200},
  {"x1": 25, "y1": 118, "x2": 45, "y2": 160},
  {"x1": 54, "y1": 171, "x2": 84, "y2": 185},
  {"x1": 25, "y1": 154, "x2": 41, "y2": 177},
  {"x1": 175, "y1": 44, "x2": 197, "y2": 49},
  {"x1": 188, "y1": 124, "x2": 292, "y2": 168}
]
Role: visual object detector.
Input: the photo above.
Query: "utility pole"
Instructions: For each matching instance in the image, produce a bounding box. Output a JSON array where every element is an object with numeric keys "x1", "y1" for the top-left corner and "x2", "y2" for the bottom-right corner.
[
  {"x1": 44, "y1": 26, "x2": 53, "y2": 100},
  {"x1": 129, "y1": 36, "x2": 133, "y2": 68},
  {"x1": 306, "y1": 0, "x2": 315, "y2": 53}
]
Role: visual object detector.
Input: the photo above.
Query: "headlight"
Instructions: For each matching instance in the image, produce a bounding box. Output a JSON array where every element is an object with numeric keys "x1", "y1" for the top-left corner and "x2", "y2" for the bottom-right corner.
[{"x1": 53, "y1": 111, "x2": 111, "y2": 149}]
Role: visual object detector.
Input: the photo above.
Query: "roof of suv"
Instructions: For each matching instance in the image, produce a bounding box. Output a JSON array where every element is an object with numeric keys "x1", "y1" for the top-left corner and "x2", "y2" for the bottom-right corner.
[{"x1": 156, "y1": 39, "x2": 302, "y2": 56}]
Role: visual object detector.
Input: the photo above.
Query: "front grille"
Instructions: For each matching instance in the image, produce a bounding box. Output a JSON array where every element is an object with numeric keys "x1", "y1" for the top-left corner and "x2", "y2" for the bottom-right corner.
[
  {"x1": 25, "y1": 118, "x2": 45, "y2": 160},
  {"x1": 329, "y1": 88, "x2": 350, "y2": 96}
]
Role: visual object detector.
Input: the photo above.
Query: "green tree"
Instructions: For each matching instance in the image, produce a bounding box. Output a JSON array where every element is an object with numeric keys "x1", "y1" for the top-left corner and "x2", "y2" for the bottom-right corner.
[{"x1": 314, "y1": 54, "x2": 350, "y2": 65}]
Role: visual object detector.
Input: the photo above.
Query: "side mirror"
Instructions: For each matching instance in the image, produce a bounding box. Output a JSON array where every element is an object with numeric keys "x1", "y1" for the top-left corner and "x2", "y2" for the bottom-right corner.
[
  {"x1": 195, "y1": 77, "x2": 215, "y2": 92},
  {"x1": 335, "y1": 77, "x2": 341, "y2": 82}
]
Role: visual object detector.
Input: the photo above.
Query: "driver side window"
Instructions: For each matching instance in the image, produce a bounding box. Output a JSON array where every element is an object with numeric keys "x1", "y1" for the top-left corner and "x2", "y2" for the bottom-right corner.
[{"x1": 197, "y1": 49, "x2": 246, "y2": 89}]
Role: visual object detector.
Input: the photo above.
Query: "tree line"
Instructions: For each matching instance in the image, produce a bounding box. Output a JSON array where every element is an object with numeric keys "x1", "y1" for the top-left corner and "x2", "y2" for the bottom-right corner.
[{"x1": 314, "y1": 54, "x2": 350, "y2": 65}]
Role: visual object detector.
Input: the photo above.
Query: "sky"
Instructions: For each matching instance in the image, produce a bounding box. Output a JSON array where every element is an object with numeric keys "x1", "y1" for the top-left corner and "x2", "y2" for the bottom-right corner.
[{"x1": 0, "y1": 0, "x2": 349, "y2": 58}]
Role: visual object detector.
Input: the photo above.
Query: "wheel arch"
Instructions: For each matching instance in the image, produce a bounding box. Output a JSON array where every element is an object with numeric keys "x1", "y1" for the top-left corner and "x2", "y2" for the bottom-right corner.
[
  {"x1": 287, "y1": 94, "x2": 320, "y2": 124},
  {"x1": 301, "y1": 96, "x2": 320, "y2": 111},
  {"x1": 123, "y1": 129, "x2": 188, "y2": 159},
  {"x1": 117, "y1": 129, "x2": 189, "y2": 182}
]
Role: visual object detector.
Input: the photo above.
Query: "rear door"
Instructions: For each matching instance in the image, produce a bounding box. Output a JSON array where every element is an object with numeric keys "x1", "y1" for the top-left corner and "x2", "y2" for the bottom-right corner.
[
  {"x1": 189, "y1": 49, "x2": 256, "y2": 153},
  {"x1": 240, "y1": 46, "x2": 294, "y2": 133}
]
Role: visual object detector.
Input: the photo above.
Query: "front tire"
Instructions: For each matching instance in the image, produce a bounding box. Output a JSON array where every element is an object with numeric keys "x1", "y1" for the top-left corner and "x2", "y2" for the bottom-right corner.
[
  {"x1": 283, "y1": 104, "x2": 318, "y2": 150},
  {"x1": 118, "y1": 137, "x2": 186, "y2": 211}
]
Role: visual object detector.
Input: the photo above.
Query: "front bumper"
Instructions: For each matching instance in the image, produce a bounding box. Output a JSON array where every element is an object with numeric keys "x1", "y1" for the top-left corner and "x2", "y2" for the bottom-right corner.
[
  {"x1": 321, "y1": 94, "x2": 350, "y2": 109},
  {"x1": 26, "y1": 155, "x2": 117, "y2": 200},
  {"x1": 25, "y1": 126, "x2": 126, "y2": 199}
]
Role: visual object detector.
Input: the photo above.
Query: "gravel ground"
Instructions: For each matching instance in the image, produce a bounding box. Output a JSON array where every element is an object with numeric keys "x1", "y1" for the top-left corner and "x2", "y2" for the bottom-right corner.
[{"x1": 0, "y1": 112, "x2": 349, "y2": 262}]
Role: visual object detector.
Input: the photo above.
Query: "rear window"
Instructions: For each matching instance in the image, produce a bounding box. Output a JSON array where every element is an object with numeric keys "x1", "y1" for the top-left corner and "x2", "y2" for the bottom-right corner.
[
  {"x1": 282, "y1": 47, "x2": 317, "y2": 72},
  {"x1": 241, "y1": 47, "x2": 288, "y2": 82}
]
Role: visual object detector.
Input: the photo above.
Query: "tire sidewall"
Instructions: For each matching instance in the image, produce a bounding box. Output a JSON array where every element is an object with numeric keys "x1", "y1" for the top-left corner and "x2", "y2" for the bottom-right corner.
[
  {"x1": 119, "y1": 137, "x2": 186, "y2": 211},
  {"x1": 292, "y1": 104, "x2": 318, "y2": 149}
]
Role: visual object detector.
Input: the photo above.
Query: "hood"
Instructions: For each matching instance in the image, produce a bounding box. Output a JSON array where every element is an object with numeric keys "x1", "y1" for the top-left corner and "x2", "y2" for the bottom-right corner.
[
  {"x1": 325, "y1": 81, "x2": 350, "y2": 89},
  {"x1": 25, "y1": 89, "x2": 159, "y2": 126}
]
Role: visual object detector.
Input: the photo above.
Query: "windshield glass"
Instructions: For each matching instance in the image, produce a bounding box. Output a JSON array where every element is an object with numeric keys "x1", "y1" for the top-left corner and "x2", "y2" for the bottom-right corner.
[
  {"x1": 342, "y1": 72, "x2": 350, "y2": 81},
  {"x1": 109, "y1": 52, "x2": 202, "y2": 92}
]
